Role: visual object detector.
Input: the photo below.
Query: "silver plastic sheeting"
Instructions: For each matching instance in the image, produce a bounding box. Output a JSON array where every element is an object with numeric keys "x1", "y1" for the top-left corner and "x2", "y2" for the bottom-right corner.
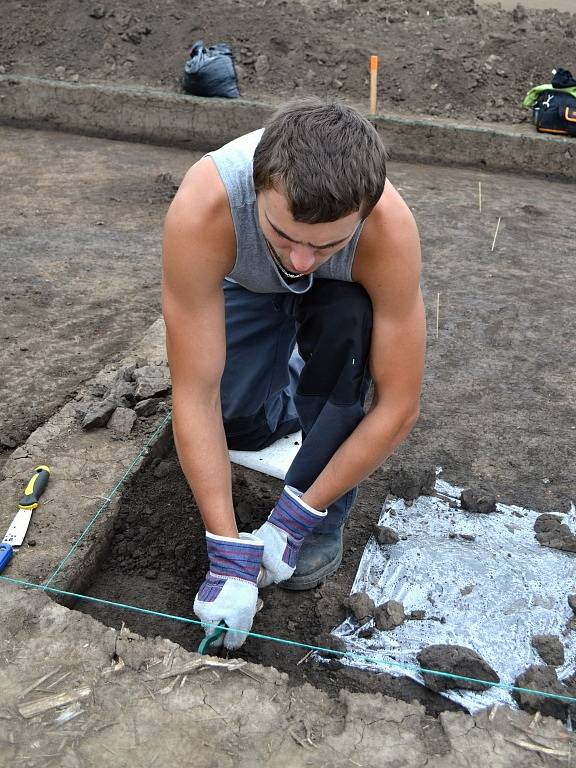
[{"x1": 332, "y1": 475, "x2": 576, "y2": 713}]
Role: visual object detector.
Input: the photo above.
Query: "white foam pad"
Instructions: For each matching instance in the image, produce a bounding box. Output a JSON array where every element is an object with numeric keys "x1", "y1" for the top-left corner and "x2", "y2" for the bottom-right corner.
[{"x1": 229, "y1": 431, "x2": 302, "y2": 480}]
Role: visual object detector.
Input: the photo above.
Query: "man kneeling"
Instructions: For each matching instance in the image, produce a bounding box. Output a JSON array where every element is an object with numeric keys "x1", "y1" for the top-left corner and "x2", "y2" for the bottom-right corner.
[{"x1": 162, "y1": 98, "x2": 425, "y2": 649}]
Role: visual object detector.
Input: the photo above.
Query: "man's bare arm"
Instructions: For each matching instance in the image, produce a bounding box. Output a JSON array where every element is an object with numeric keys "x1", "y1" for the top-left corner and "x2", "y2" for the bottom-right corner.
[
  {"x1": 162, "y1": 159, "x2": 238, "y2": 537},
  {"x1": 302, "y1": 188, "x2": 426, "y2": 510}
]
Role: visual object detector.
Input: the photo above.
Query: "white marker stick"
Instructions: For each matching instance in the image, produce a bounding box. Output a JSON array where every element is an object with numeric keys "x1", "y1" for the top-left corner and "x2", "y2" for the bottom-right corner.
[{"x1": 491, "y1": 217, "x2": 501, "y2": 252}]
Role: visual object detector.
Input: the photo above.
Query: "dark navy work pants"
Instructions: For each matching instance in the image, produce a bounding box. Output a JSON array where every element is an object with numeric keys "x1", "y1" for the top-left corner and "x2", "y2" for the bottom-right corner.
[{"x1": 221, "y1": 279, "x2": 373, "y2": 533}]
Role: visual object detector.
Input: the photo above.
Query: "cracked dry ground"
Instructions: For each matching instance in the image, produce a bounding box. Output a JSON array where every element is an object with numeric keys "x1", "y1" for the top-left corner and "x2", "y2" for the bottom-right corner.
[{"x1": 1, "y1": 587, "x2": 574, "y2": 767}]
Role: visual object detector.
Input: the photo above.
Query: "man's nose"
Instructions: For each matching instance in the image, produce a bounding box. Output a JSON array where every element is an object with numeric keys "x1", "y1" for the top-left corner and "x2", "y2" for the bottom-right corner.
[{"x1": 289, "y1": 244, "x2": 316, "y2": 272}]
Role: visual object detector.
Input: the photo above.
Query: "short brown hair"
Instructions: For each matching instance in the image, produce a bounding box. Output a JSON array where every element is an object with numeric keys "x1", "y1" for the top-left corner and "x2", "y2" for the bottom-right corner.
[{"x1": 253, "y1": 98, "x2": 386, "y2": 224}]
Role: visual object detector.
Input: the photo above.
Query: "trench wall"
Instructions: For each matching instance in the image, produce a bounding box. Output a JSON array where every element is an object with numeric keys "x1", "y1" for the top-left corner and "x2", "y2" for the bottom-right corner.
[{"x1": 0, "y1": 74, "x2": 574, "y2": 180}]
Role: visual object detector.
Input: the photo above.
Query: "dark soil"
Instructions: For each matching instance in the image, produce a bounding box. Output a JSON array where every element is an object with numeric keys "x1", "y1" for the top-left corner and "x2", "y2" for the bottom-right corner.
[
  {"x1": 460, "y1": 487, "x2": 497, "y2": 514},
  {"x1": 513, "y1": 665, "x2": 576, "y2": 720},
  {"x1": 79, "y1": 447, "x2": 465, "y2": 717},
  {"x1": 534, "y1": 514, "x2": 576, "y2": 552},
  {"x1": 375, "y1": 525, "x2": 400, "y2": 545},
  {"x1": 346, "y1": 591, "x2": 376, "y2": 623},
  {"x1": 1, "y1": 0, "x2": 575, "y2": 125},
  {"x1": 388, "y1": 465, "x2": 436, "y2": 501},
  {"x1": 531, "y1": 634, "x2": 565, "y2": 667},
  {"x1": 417, "y1": 644, "x2": 500, "y2": 693}
]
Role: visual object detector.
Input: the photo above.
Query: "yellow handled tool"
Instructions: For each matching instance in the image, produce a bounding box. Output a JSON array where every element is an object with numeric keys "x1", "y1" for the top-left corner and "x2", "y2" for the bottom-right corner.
[
  {"x1": 0, "y1": 466, "x2": 51, "y2": 572},
  {"x1": 17, "y1": 466, "x2": 51, "y2": 511}
]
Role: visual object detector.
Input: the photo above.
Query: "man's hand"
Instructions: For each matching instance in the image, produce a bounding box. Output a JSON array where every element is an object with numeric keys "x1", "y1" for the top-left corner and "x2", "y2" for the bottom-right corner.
[
  {"x1": 194, "y1": 532, "x2": 263, "y2": 650},
  {"x1": 253, "y1": 486, "x2": 327, "y2": 587}
]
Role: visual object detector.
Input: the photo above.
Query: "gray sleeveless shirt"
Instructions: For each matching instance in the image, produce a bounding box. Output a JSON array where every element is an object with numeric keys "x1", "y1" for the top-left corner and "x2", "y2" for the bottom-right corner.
[{"x1": 207, "y1": 129, "x2": 363, "y2": 295}]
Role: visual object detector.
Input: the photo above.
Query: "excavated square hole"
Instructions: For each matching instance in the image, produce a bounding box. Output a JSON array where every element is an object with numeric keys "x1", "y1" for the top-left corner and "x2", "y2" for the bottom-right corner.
[{"x1": 73, "y1": 436, "x2": 465, "y2": 717}]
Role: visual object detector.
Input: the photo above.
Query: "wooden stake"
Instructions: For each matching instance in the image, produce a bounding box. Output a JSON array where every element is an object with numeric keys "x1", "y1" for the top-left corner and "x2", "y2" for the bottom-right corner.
[
  {"x1": 369, "y1": 55, "x2": 378, "y2": 114},
  {"x1": 436, "y1": 292, "x2": 440, "y2": 339},
  {"x1": 491, "y1": 217, "x2": 501, "y2": 252},
  {"x1": 478, "y1": 181, "x2": 482, "y2": 213}
]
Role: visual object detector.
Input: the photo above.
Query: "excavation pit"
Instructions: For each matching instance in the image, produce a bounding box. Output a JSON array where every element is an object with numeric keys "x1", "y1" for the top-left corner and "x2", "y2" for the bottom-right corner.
[
  {"x1": 70, "y1": 434, "x2": 465, "y2": 717},
  {"x1": 58, "y1": 426, "x2": 576, "y2": 720}
]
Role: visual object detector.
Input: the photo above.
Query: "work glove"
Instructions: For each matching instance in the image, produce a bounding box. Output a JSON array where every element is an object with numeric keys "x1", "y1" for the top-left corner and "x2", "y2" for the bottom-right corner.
[
  {"x1": 254, "y1": 486, "x2": 327, "y2": 587},
  {"x1": 193, "y1": 531, "x2": 263, "y2": 650}
]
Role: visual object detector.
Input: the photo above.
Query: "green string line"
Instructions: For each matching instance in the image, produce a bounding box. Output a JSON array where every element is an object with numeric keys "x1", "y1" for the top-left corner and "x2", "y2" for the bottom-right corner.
[
  {"x1": 2, "y1": 574, "x2": 576, "y2": 706},
  {"x1": 17, "y1": 408, "x2": 576, "y2": 707},
  {"x1": 43, "y1": 412, "x2": 172, "y2": 588}
]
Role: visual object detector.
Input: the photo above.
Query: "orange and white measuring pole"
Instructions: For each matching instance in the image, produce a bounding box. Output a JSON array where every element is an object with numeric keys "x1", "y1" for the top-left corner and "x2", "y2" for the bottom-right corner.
[{"x1": 369, "y1": 55, "x2": 378, "y2": 114}]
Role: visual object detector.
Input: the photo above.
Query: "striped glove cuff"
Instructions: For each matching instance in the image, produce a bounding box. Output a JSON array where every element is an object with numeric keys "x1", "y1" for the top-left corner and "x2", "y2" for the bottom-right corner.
[
  {"x1": 205, "y1": 532, "x2": 264, "y2": 584},
  {"x1": 268, "y1": 486, "x2": 327, "y2": 542}
]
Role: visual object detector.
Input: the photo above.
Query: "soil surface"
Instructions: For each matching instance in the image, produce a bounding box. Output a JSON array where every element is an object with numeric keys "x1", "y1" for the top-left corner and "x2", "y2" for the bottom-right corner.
[
  {"x1": 0, "y1": 127, "x2": 199, "y2": 465},
  {"x1": 1, "y1": 0, "x2": 575, "y2": 126},
  {"x1": 2, "y1": 127, "x2": 575, "y2": 516}
]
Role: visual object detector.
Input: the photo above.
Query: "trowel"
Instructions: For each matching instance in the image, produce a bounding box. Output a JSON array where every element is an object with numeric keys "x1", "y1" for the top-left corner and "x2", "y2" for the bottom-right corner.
[{"x1": 0, "y1": 466, "x2": 50, "y2": 572}]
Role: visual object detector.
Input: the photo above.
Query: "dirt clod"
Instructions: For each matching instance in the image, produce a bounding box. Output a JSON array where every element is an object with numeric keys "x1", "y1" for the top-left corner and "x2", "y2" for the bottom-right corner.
[
  {"x1": 417, "y1": 645, "x2": 499, "y2": 693},
  {"x1": 0, "y1": 433, "x2": 16, "y2": 449},
  {"x1": 153, "y1": 172, "x2": 179, "y2": 202},
  {"x1": 388, "y1": 466, "x2": 436, "y2": 501},
  {"x1": 534, "y1": 514, "x2": 576, "y2": 553},
  {"x1": 81, "y1": 399, "x2": 117, "y2": 429},
  {"x1": 134, "y1": 398, "x2": 162, "y2": 417},
  {"x1": 375, "y1": 600, "x2": 406, "y2": 631},
  {"x1": 346, "y1": 592, "x2": 376, "y2": 624},
  {"x1": 107, "y1": 406, "x2": 137, "y2": 436},
  {"x1": 460, "y1": 488, "x2": 497, "y2": 514},
  {"x1": 119, "y1": 360, "x2": 148, "y2": 379},
  {"x1": 106, "y1": 380, "x2": 136, "y2": 406},
  {"x1": 531, "y1": 635, "x2": 565, "y2": 667},
  {"x1": 375, "y1": 526, "x2": 400, "y2": 545},
  {"x1": 513, "y1": 665, "x2": 574, "y2": 720},
  {"x1": 89, "y1": 382, "x2": 109, "y2": 398},
  {"x1": 133, "y1": 365, "x2": 171, "y2": 401},
  {"x1": 89, "y1": 5, "x2": 106, "y2": 19},
  {"x1": 568, "y1": 594, "x2": 576, "y2": 614}
]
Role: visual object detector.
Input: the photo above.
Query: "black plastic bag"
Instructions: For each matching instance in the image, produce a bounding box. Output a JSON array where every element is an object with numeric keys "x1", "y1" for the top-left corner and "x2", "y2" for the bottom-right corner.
[
  {"x1": 551, "y1": 68, "x2": 576, "y2": 89},
  {"x1": 182, "y1": 40, "x2": 240, "y2": 99}
]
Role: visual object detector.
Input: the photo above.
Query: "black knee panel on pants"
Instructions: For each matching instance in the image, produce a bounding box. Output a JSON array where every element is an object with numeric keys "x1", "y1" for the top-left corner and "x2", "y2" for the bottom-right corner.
[{"x1": 295, "y1": 280, "x2": 373, "y2": 406}]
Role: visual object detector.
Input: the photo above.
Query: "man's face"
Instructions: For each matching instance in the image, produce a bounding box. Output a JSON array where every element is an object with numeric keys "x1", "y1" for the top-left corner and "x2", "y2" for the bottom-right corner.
[{"x1": 257, "y1": 187, "x2": 362, "y2": 276}]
